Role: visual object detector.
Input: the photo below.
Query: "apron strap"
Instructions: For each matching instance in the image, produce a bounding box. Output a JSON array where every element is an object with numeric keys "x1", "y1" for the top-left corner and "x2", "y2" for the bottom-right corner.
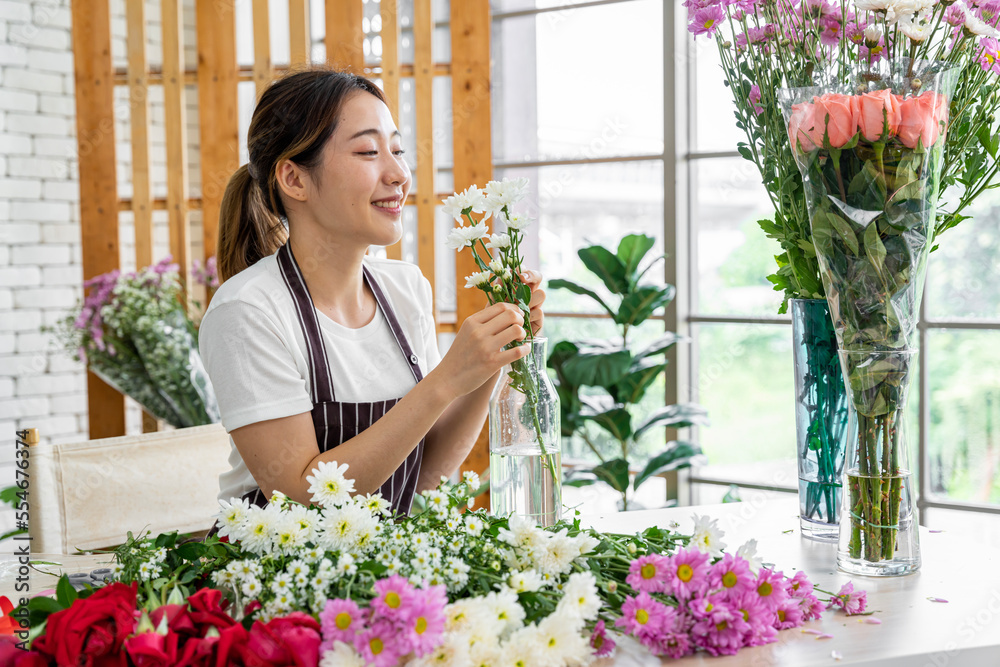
[
  {"x1": 364, "y1": 264, "x2": 424, "y2": 384},
  {"x1": 276, "y1": 243, "x2": 337, "y2": 403}
]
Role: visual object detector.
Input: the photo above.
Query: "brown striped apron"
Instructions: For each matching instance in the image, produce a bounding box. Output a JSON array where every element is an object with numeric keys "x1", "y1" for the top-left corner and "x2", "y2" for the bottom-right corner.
[{"x1": 212, "y1": 243, "x2": 425, "y2": 534}]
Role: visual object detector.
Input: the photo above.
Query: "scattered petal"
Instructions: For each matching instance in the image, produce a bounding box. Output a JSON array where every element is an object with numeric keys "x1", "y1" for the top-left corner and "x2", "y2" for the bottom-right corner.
[
  {"x1": 816, "y1": 633, "x2": 835, "y2": 640},
  {"x1": 929, "y1": 529, "x2": 945, "y2": 533},
  {"x1": 832, "y1": 650, "x2": 843, "y2": 660},
  {"x1": 927, "y1": 597, "x2": 949, "y2": 603},
  {"x1": 801, "y1": 628, "x2": 824, "y2": 635},
  {"x1": 859, "y1": 617, "x2": 882, "y2": 624}
]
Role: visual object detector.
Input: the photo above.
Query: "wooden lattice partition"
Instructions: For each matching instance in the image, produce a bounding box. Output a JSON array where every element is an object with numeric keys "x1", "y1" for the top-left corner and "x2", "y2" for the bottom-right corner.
[{"x1": 71, "y1": 0, "x2": 493, "y2": 473}]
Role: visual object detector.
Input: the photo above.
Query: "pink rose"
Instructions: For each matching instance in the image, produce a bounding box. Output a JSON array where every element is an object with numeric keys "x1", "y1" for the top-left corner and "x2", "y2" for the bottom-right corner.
[
  {"x1": 897, "y1": 91, "x2": 949, "y2": 149},
  {"x1": 813, "y1": 93, "x2": 858, "y2": 148},
  {"x1": 855, "y1": 89, "x2": 901, "y2": 142},
  {"x1": 788, "y1": 102, "x2": 821, "y2": 152}
]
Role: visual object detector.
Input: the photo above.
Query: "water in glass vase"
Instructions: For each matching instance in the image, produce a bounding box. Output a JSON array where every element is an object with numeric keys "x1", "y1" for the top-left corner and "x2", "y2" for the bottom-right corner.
[
  {"x1": 838, "y1": 469, "x2": 920, "y2": 576},
  {"x1": 490, "y1": 445, "x2": 562, "y2": 527}
]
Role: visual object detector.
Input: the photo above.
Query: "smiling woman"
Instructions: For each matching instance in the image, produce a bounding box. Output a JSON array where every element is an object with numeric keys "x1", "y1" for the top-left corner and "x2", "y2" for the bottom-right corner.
[{"x1": 199, "y1": 69, "x2": 546, "y2": 523}]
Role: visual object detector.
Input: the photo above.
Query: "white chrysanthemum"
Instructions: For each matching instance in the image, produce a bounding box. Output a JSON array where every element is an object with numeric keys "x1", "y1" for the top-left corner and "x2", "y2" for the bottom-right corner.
[
  {"x1": 311, "y1": 571, "x2": 331, "y2": 592},
  {"x1": 423, "y1": 490, "x2": 448, "y2": 510},
  {"x1": 441, "y1": 185, "x2": 490, "y2": 222},
  {"x1": 557, "y1": 571, "x2": 601, "y2": 622},
  {"x1": 285, "y1": 504, "x2": 319, "y2": 541},
  {"x1": 485, "y1": 589, "x2": 525, "y2": 637},
  {"x1": 498, "y1": 515, "x2": 546, "y2": 551},
  {"x1": 504, "y1": 213, "x2": 533, "y2": 231},
  {"x1": 499, "y1": 628, "x2": 544, "y2": 667},
  {"x1": 573, "y1": 533, "x2": 601, "y2": 557},
  {"x1": 535, "y1": 613, "x2": 590, "y2": 665},
  {"x1": 465, "y1": 515, "x2": 485, "y2": 537},
  {"x1": 361, "y1": 493, "x2": 391, "y2": 517},
  {"x1": 241, "y1": 505, "x2": 278, "y2": 554},
  {"x1": 464, "y1": 270, "x2": 491, "y2": 289},
  {"x1": 690, "y1": 513, "x2": 727, "y2": 557},
  {"x1": 737, "y1": 538, "x2": 764, "y2": 573},
  {"x1": 306, "y1": 461, "x2": 355, "y2": 507},
  {"x1": 411, "y1": 633, "x2": 470, "y2": 667},
  {"x1": 286, "y1": 559, "x2": 308, "y2": 578},
  {"x1": 897, "y1": 8, "x2": 933, "y2": 41},
  {"x1": 302, "y1": 547, "x2": 323, "y2": 563},
  {"x1": 484, "y1": 177, "x2": 529, "y2": 218},
  {"x1": 241, "y1": 576, "x2": 262, "y2": 597},
  {"x1": 320, "y1": 641, "x2": 367, "y2": 667},
  {"x1": 337, "y1": 553, "x2": 358, "y2": 577},
  {"x1": 445, "y1": 598, "x2": 494, "y2": 636},
  {"x1": 467, "y1": 633, "x2": 503, "y2": 667},
  {"x1": 462, "y1": 470, "x2": 481, "y2": 489},
  {"x1": 269, "y1": 572, "x2": 294, "y2": 594},
  {"x1": 230, "y1": 559, "x2": 262, "y2": 581},
  {"x1": 488, "y1": 257, "x2": 507, "y2": 275},
  {"x1": 964, "y1": 3, "x2": 1000, "y2": 37},
  {"x1": 211, "y1": 569, "x2": 236, "y2": 587},
  {"x1": 446, "y1": 221, "x2": 490, "y2": 251},
  {"x1": 506, "y1": 569, "x2": 544, "y2": 594},
  {"x1": 318, "y1": 504, "x2": 374, "y2": 552},
  {"x1": 385, "y1": 558, "x2": 403, "y2": 576},
  {"x1": 272, "y1": 515, "x2": 310, "y2": 554},
  {"x1": 484, "y1": 234, "x2": 510, "y2": 251},
  {"x1": 215, "y1": 496, "x2": 251, "y2": 540}
]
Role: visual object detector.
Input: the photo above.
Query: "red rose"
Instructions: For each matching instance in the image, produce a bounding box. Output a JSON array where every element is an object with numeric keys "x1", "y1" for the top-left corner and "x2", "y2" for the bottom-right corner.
[
  {"x1": 186, "y1": 588, "x2": 237, "y2": 635},
  {"x1": 0, "y1": 636, "x2": 48, "y2": 667},
  {"x1": 239, "y1": 612, "x2": 321, "y2": 667},
  {"x1": 32, "y1": 582, "x2": 138, "y2": 667},
  {"x1": 124, "y1": 631, "x2": 179, "y2": 667},
  {"x1": 149, "y1": 603, "x2": 197, "y2": 637}
]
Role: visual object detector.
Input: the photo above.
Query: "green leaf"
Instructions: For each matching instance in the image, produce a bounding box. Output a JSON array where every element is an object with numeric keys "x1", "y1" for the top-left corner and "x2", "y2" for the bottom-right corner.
[
  {"x1": 578, "y1": 246, "x2": 629, "y2": 295},
  {"x1": 633, "y1": 441, "x2": 705, "y2": 490},
  {"x1": 0, "y1": 485, "x2": 20, "y2": 508},
  {"x1": 561, "y1": 342, "x2": 632, "y2": 388},
  {"x1": 27, "y1": 596, "x2": 64, "y2": 626},
  {"x1": 977, "y1": 125, "x2": 999, "y2": 158},
  {"x1": 579, "y1": 396, "x2": 633, "y2": 441},
  {"x1": 547, "y1": 279, "x2": 615, "y2": 319},
  {"x1": 615, "y1": 285, "x2": 675, "y2": 326},
  {"x1": 616, "y1": 234, "x2": 655, "y2": 283},
  {"x1": 863, "y1": 223, "x2": 886, "y2": 276},
  {"x1": 634, "y1": 332, "x2": 685, "y2": 359},
  {"x1": 633, "y1": 403, "x2": 710, "y2": 442},
  {"x1": 611, "y1": 360, "x2": 666, "y2": 405},
  {"x1": 591, "y1": 459, "x2": 630, "y2": 493},
  {"x1": 722, "y1": 485, "x2": 742, "y2": 503},
  {"x1": 56, "y1": 575, "x2": 78, "y2": 608},
  {"x1": 738, "y1": 144, "x2": 754, "y2": 162}
]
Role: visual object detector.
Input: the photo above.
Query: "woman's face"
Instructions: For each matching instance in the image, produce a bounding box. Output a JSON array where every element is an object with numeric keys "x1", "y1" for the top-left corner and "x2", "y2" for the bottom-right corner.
[{"x1": 304, "y1": 92, "x2": 411, "y2": 249}]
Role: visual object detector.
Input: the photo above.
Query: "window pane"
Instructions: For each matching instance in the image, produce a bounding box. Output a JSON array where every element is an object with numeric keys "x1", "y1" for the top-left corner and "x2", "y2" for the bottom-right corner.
[
  {"x1": 492, "y1": 1, "x2": 663, "y2": 163},
  {"x1": 495, "y1": 161, "x2": 664, "y2": 314},
  {"x1": 928, "y1": 329, "x2": 1000, "y2": 506},
  {"x1": 694, "y1": 323, "x2": 796, "y2": 488},
  {"x1": 693, "y1": 158, "x2": 783, "y2": 317},
  {"x1": 927, "y1": 192, "x2": 1000, "y2": 320},
  {"x1": 692, "y1": 40, "x2": 746, "y2": 154}
]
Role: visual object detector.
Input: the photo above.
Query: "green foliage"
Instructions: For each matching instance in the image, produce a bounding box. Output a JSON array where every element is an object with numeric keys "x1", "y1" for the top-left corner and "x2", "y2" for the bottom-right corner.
[{"x1": 548, "y1": 234, "x2": 709, "y2": 509}]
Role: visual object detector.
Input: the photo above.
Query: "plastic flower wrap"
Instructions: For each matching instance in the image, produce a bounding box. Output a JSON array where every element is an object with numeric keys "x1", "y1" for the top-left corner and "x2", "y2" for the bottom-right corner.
[{"x1": 54, "y1": 256, "x2": 220, "y2": 427}]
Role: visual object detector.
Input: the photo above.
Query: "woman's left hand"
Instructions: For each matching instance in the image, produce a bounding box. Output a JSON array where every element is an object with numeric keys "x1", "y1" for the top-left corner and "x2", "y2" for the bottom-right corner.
[{"x1": 521, "y1": 269, "x2": 546, "y2": 335}]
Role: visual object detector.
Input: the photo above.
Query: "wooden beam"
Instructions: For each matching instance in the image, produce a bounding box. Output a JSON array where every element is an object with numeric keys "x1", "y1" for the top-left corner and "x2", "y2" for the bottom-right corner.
[
  {"x1": 112, "y1": 62, "x2": 452, "y2": 86},
  {"x1": 414, "y1": 0, "x2": 434, "y2": 304},
  {"x1": 451, "y1": 0, "x2": 493, "y2": 482},
  {"x1": 380, "y1": 0, "x2": 402, "y2": 261},
  {"x1": 252, "y1": 0, "x2": 272, "y2": 98},
  {"x1": 325, "y1": 0, "x2": 364, "y2": 73},
  {"x1": 72, "y1": 0, "x2": 125, "y2": 438},
  {"x1": 162, "y1": 0, "x2": 190, "y2": 301},
  {"x1": 125, "y1": 0, "x2": 153, "y2": 270},
  {"x1": 289, "y1": 0, "x2": 311, "y2": 67},
  {"x1": 196, "y1": 0, "x2": 239, "y2": 273}
]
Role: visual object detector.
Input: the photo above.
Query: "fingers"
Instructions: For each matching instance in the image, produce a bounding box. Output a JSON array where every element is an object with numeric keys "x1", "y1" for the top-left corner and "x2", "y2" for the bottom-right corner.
[{"x1": 520, "y1": 269, "x2": 543, "y2": 289}]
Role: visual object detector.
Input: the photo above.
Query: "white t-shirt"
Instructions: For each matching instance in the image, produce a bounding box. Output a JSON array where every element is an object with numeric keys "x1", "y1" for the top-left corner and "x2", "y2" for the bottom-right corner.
[{"x1": 199, "y1": 251, "x2": 442, "y2": 502}]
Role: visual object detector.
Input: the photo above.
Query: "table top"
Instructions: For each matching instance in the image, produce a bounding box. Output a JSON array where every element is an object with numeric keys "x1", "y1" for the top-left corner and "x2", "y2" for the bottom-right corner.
[
  {"x1": 582, "y1": 499, "x2": 1000, "y2": 667},
  {"x1": 2, "y1": 500, "x2": 998, "y2": 666}
]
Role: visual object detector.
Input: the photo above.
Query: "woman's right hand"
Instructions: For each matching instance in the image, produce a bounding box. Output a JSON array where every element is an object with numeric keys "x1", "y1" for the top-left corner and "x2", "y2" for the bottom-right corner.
[{"x1": 432, "y1": 302, "x2": 530, "y2": 399}]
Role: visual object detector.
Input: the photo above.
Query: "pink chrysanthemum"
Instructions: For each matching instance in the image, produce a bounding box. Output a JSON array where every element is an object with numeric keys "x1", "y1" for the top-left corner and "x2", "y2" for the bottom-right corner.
[
  {"x1": 320, "y1": 598, "x2": 365, "y2": 651},
  {"x1": 788, "y1": 571, "x2": 814, "y2": 597},
  {"x1": 665, "y1": 548, "x2": 711, "y2": 600},
  {"x1": 829, "y1": 581, "x2": 868, "y2": 616},
  {"x1": 799, "y1": 592, "x2": 826, "y2": 621},
  {"x1": 687, "y1": 593, "x2": 724, "y2": 620},
  {"x1": 729, "y1": 592, "x2": 776, "y2": 647},
  {"x1": 615, "y1": 592, "x2": 670, "y2": 641},
  {"x1": 371, "y1": 574, "x2": 416, "y2": 621},
  {"x1": 691, "y1": 602, "x2": 746, "y2": 657},
  {"x1": 355, "y1": 618, "x2": 402, "y2": 667},
  {"x1": 749, "y1": 85, "x2": 764, "y2": 117},
  {"x1": 626, "y1": 554, "x2": 670, "y2": 594},
  {"x1": 404, "y1": 586, "x2": 447, "y2": 657},
  {"x1": 752, "y1": 568, "x2": 789, "y2": 612},
  {"x1": 689, "y1": 5, "x2": 726, "y2": 38},
  {"x1": 709, "y1": 553, "x2": 754, "y2": 600},
  {"x1": 775, "y1": 597, "x2": 805, "y2": 630},
  {"x1": 590, "y1": 620, "x2": 617, "y2": 658}
]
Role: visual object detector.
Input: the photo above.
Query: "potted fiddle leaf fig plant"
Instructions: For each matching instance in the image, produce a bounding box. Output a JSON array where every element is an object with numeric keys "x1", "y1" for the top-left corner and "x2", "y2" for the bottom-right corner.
[{"x1": 548, "y1": 234, "x2": 709, "y2": 510}]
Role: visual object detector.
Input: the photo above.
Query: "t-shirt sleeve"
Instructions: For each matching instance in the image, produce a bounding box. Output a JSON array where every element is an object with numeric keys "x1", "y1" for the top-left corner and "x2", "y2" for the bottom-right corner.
[
  {"x1": 417, "y1": 271, "x2": 443, "y2": 372},
  {"x1": 199, "y1": 300, "x2": 313, "y2": 432}
]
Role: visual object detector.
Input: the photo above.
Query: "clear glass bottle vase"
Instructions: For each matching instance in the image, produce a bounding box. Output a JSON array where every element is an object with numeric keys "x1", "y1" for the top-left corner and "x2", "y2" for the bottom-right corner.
[
  {"x1": 489, "y1": 337, "x2": 562, "y2": 527},
  {"x1": 837, "y1": 349, "x2": 920, "y2": 576}
]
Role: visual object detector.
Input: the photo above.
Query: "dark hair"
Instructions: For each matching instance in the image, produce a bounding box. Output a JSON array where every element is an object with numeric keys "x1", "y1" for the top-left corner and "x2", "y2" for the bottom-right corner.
[{"x1": 217, "y1": 68, "x2": 388, "y2": 282}]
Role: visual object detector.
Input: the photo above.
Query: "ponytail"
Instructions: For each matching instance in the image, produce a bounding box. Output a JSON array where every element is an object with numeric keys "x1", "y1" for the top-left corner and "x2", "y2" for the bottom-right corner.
[
  {"x1": 217, "y1": 164, "x2": 287, "y2": 283},
  {"x1": 215, "y1": 68, "x2": 388, "y2": 283}
]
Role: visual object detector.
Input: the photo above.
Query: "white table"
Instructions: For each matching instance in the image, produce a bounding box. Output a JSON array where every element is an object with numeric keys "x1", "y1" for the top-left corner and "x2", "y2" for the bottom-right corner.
[
  {"x1": 583, "y1": 499, "x2": 1000, "y2": 666},
  {"x1": 2, "y1": 500, "x2": 998, "y2": 666}
]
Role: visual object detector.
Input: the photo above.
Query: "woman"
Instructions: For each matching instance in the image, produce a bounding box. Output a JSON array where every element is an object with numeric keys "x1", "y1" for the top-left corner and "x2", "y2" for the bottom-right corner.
[{"x1": 199, "y1": 69, "x2": 544, "y2": 516}]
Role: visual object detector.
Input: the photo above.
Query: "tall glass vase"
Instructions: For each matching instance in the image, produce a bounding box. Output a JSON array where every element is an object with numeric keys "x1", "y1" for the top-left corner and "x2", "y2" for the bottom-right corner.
[
  {"x1": 839, "y1": 349, "x2": 920, "y2": 576},
  {"x1": 792, "y1": 299, "x2": 849, "y2": 541},
  {"x1": 489, "y1": 337, "x2": 562, "y2": 526},
  {"x1": 782, "y1": 59, "x2": 959, "y2": 575}
]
